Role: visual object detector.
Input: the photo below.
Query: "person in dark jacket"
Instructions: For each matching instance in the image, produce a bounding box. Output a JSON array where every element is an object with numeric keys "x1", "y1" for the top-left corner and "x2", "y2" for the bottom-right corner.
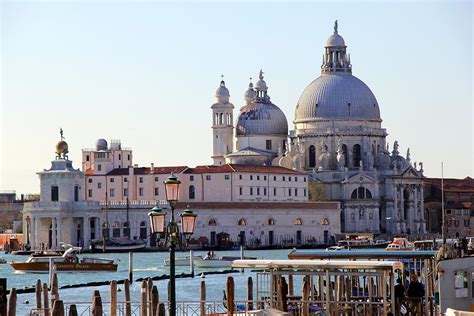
[
  {"x1": 407, "y1": 274, "x2": 425, "y2": 298},
  {"x1": 395, "y1": 278, "x2": 405, "y2": 300}
]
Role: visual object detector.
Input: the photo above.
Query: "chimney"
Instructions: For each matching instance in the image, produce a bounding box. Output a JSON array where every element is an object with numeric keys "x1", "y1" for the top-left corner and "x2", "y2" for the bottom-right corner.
[
  {"x1": 150, "y1": 163, "x2": 155, "y2": 174},
  {"x1": 129, "y1": 165, "x2": 134, "y2": 176}
]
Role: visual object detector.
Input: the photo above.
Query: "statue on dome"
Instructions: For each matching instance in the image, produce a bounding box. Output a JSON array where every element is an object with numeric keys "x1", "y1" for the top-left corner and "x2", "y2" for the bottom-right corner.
[
  {"x1": 56, "y1": 128, "x2": 69, "y2": 160},
  {"x1": 334, "y1": 20, "x2": 338, "y2": 33},
  {"x1": 392, "y1": 140, "x2": 399, "y2": 156},
  {"x1": 406, "y1": 148, "x2": 411, "y2": 164},
  {"x1": 60, "y1": 127, "x2": 64, "y2": 140},
  {"x1": 259, "y1": 69, "x2": 264, "y2": 80}
]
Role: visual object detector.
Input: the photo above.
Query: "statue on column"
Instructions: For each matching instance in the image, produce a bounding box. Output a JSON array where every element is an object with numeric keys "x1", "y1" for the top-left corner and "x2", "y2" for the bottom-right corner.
[
  {"x1": 318, "y1": 139, "x2": 330, "y2": 170},
  {"x1": 365, "y1": 150, "x2": 374, "y2": 170},
  {"x1": 392, "y1": 140, "x2": 399, "y2": 156},
  {"x1": 336, "y1": 139, "x2": 345, "y2": 171}
]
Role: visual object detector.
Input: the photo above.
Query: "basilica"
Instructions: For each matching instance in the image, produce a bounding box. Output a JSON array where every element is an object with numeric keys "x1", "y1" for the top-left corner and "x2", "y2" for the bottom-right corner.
[{"x1": 211, "y1": 22, "x2": 426, "y2": 235}]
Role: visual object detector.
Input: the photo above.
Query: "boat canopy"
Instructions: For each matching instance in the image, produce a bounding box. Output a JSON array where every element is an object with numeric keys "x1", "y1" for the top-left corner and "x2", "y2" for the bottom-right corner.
[
  {"x1": 288, "y1": 249, "x2": 436, "y2": 260},
  {"x1": 231, "y1": 259, "x2": 398, "y2": 271}
]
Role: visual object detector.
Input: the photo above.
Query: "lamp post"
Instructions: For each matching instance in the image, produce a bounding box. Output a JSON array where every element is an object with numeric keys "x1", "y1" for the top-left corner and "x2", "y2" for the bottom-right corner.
[
  {"x1": 25, "y1": 216, "x2": 30, "y2": 245},
  {"x1": 148, "y1": 174, "x2": 197, "y2": 316}
]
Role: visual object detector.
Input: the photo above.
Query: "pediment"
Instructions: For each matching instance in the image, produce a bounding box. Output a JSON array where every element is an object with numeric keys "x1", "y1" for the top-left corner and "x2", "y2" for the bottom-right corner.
[
  {"x1": 400, "y1": 166, "x2": 421, "y2": 178},
  {"x1": 343, "y1": 172, "x2": 377, "y2": 184}
]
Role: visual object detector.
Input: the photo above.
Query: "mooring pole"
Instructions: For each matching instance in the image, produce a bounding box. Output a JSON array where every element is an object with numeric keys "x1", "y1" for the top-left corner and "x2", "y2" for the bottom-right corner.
[{"x1": 128, "y1": 252, "x2": 133, "y2": 283}]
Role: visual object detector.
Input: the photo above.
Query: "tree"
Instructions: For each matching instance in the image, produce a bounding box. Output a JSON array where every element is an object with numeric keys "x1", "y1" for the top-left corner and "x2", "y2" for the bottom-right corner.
[{"x1": 308, "y1": 181, "x2": 327, "y2": 201}]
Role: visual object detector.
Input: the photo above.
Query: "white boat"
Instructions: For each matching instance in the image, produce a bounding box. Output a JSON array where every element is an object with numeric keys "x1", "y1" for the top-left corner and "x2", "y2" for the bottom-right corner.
[
  {"x1": 90, "y1": 238, "x2": 146, "y2": 252},
  {"x1": 164, "y1": 255, "x2": 202, "y2": 266},
  {"x1": 326, "y1": 246, "x2": 346, "y2": 251},
  {"x1": 194, "y1": 255, "x2": 256, "y2": 268},
  {"x1": 386, "y1": 237, "x2": 415, "y2": 251}
]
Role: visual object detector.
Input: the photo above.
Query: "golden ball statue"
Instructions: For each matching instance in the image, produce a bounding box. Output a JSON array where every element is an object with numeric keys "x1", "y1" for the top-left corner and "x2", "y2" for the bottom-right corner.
[{"x1": 56, "y1": 140, "x2": 69, "y2": 154}]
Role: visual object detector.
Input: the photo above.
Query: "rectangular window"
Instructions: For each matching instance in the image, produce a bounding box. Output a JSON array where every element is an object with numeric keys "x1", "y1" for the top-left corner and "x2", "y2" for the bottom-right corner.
[
  {"x1": 124, "y1": 177, "x2": 128, "y2": 182},
  {"x1": 295, "y1": 177, "x2": 298, "y2": 182},
  {"x1": 98, "y1": 183, "x2": 102, "y2": 189},
  {"x1": 88, "y1": 189, "x2": 92, "y2": 198},
  {"x1": 304, "y1": 189, "x2": 307, "y2": 197},
  {"x1": 273, "y1": 188, "x2": 277, "y2": 196},
  {"x1": 455, "y1": 271, "x2": 468, "y2": 298},
  {"x1": 154, "y1": 188, "x2": 159, "y2": 196},
  {"x1": 455, "y1": 220, "x2": 460, "y2": 227},
  {"x1": 264, "y1": 188, "x2": 267, "y2": 196},
  {"x1": 257, "y1": 188, "x2": 260, "y2": 195},
  {"x1": 464, "y1": 220, "x2": 470, "y2": 227},
  {"x1": 124, "y1": 188, "x2": 128, "y2": 197},
  {"x1": 110, "y1": 189, "x2": 115, "y2": 197},
  {"x1": 118, "y1": 154, "x2": 121, "y2": 160},
  {"x1": 110, "y1": 178, "x2": 114, "y2": 183},
  {"x1": 88, "y1": 178, "x2": 93, "y2": 183},
  {"x1": 289, "y1": 177, "x2": 292, "y2": 182},
  {"x1": 139, "y1": 177, "x2": 143, "y2": 183},
  {"x1": 139, "y1": 188, "x2": 144, "y2": 196},
  {"x1": 456, "y1": 209, "x2": 462, "y2": 216},
  {"x1": 295, "y1": 188, "x2": 298, "y2": 196},
  {"x1": 155, "y1": 177, "x2": 159, "y2": 182},
  {"x1": 74, "y1": 185, "x2": 79, "y2": 201},
  {"x1": 51, "y1": 186, "x2": 59, "y2": 201},
  {"x1": 250, "y1": 188, "x2": 253, "y2": 196},
  {"x1": 86, "y1": 155, "x2": 90, "y2": 162},
  {"x1": 206, "y1": 175, "x2": 211, "y2": 180},
  {"x1": 464, "y1": 209, "x2": 470, "y2": 216},
  {"x1": 98, "y1": 164, "x2": 102, "y2": 171},
  {"x1": 127, "y1": 154, "x2": 130, "y2": 161},
  {"x1": 448, "y1": 220, "x2": 452, "y2": 226},
  {"x1": 257, "y1": 175, "x2": 260, "y2": 181},
  {"x1": 304, "y1": 177, "x2": 307, "y2": 182},
  {"x1": 447, "y1": 209, "x2": 452, "y2": 215},
  {"x1": 264, "y1": 176, "x2": 267, "y2": 180},
  {"x1": 239, "y1": 175, "x2": 242, "y2": 180},
  {"x1": 274, "y1": 176, "x2": 277, "y2": 181},
  {"x1": 239, "y1": 187, "x2": 242, "y2": 195},
  {"x1": 225, "y1": 175, "x2": 230, "y2": 180},
  {"x1": 190, "y1": 175, "x2": 194, "y2": 181},
  {"x1": 250, "y1": 175, "x2": 253, "y2": 180},
  {"x1": 283, "y1": 176, "x2": 286, "y2": 181},
  {"x1": 288, "y1": 188, "x2": 292, "y2": 196},
  {"x1": 266, "y1": 140, "x2": 272, "y2": 150}
]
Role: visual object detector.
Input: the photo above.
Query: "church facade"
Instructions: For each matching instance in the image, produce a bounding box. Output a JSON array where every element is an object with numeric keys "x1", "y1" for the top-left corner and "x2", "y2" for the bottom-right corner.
[{"x1": 213, "y1": 22, "x2": 426, "y2": 235}]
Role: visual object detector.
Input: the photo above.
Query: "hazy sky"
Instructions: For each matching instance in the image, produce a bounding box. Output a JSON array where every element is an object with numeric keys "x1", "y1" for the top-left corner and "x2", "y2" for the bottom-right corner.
[{"x1": 1, "y1": 1, "x2": 472, "y2": 194}]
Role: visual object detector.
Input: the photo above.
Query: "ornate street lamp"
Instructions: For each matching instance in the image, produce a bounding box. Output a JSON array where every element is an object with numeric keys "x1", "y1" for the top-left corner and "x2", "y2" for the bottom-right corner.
[
  {"x1": 149, "y1": 174, "x2": 196, "y2": 316},
  {"x1": 25, "y1": 216, "x2": 31, "y2": 245}
]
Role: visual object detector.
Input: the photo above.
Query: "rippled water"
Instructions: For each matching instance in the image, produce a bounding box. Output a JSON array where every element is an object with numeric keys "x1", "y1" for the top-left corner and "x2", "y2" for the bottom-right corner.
[{"x1": 1, "y1": 249, "x2": 291, "y2": 314}]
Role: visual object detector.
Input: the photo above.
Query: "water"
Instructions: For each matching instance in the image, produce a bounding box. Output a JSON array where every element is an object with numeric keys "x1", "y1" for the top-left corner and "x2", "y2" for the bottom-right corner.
[{"x1": 0, "y1": 249, "x2": 291, "y2": 314}]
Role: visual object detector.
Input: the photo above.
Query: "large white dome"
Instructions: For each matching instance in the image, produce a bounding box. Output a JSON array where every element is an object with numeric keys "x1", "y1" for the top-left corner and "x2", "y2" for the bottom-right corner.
[{"x1": 294, "y1": 73, "x2": 381, "y2": 122}]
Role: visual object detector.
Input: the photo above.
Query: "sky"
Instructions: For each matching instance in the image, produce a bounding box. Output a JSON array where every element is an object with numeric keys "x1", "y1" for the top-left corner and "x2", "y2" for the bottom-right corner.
[{"x1": 1, "y1": 1, "x2": 472, "y2": 195}]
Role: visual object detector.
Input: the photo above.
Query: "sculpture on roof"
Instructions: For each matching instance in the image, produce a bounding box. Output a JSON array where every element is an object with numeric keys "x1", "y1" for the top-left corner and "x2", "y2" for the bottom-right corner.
[
  {"x1": 392, "y1": 141, "x2": 399, "y2": 156},
  {"x1": 336, "y1": 139, "x2": 345, "y2": 171},
  {"x1": 334, "y1": 20, "x2": 338, "y2": 33}
]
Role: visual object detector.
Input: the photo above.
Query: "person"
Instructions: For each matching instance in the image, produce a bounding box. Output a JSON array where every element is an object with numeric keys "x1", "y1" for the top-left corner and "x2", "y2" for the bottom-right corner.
[
  {"x1": 395, "y1": 278, "x2": 405, "y2": 301},
  {"x1": 407, "y1": 274, "x2": 425, "y2": 298}
]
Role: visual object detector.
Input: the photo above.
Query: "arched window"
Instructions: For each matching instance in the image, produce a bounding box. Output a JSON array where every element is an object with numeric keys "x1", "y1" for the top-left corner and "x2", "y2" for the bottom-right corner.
[
  {"x1": 189, "y1": 185, "x2": 195, "y2": 199},
  {"x1": 294, "y1": 218, "x2": 302, "y2": 225},
  {"x1": 342, "y1": 144, "x2": 348, "y2": 167},
  {"x1": 352, "y1": 144, "x2": 361, "y2": 167},
  {"x1": 309, "y1": 145, "x2": 316, "y2": 168},
  {"x1": 267, "y1": 218, "x2": 275, "y2": 226},
  {"x1": 139, "y1": 221, "x2": 147, "y2": 240},
  {"x1": 208, "y1": 219, "x2": 217, "y2": 226},
  {"x1": 351, "y1": 187, "x2": 373, "y2": 199},
  {"x1": 214, "y1": 113, "x2": 219, "y2": 125},
  {"x1": 112, "y1": 221, "x2": 120, "y2": 238},
  {"x1": 238, "y1": 218, "x2": 246, "y2": 226},
  {"x1": 219, "y1": 113, "x2": 223, "y2": 125}
]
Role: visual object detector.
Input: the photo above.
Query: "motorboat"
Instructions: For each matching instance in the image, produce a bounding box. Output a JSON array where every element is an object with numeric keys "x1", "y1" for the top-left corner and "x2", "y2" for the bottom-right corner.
[
  {"x1": 386, "y1": 237, "x2": 415, "y2": 251},
  {"x1": 193, "y1": 254, "x2": 256, "y2": 268},
  {"x1": 10, "y1": 246, "x2": 118, "y2": 273},
  {"x1": 90, "y1": 238, "x2": 146, "y2": 252},
  {"x1": 337, "y1": 238, "x2": 390, "y2": 249},
  {"x1": 164, "y1": 255, "x2": 202, "y2": 266},
  {"x1": 326, "y1": 246, "x2": 346, "y2": 251}
]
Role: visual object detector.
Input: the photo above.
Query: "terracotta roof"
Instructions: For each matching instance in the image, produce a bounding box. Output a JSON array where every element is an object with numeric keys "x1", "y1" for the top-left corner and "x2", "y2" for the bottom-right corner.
[
  {"x1": 423, "y1": 177, "x2": 474, "y2": 193},
  {"x1": 106, "y1": 166, "x2": 188, "y2": 176},
  {"x1": 184, "y1": 164, "x2": 304, "y2": 175},
  {"x1": 175, "y1": 201, "x2": 339, "y2": 210}
]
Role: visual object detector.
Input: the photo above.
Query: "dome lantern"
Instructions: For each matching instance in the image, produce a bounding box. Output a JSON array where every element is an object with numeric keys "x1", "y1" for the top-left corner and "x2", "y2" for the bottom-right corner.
[
  {"x1": 215, "y1": 74, "x2": 230, "y2": 103},
  {"x1": 321, "y1": 21, "x2": 351, "y2": 74}
]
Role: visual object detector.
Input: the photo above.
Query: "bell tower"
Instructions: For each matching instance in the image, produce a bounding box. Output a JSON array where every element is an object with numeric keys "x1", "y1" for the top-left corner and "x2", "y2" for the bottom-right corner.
[{"x1": 211, "y1": 76, "x2": 234, "y2": 165}]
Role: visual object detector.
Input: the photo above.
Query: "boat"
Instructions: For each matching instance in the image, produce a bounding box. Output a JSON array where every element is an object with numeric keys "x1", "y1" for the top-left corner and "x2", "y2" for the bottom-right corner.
[
  {"x1": 164, "y1": 255, "x2": 202, "y2": 266},
  {"x1": 90, "y1": 238, "x2": 146, "y2": 252},
  {"x1": 337, "y1": 238, "x2": 390, "y2": 249},
  {"x1": 386, "y1": 237, "x2": 415, "y2": 251},
  {"x1": 10, "y1": 246, "x2": 118, "y2": 273},
  {"x1": 0, "y1": 258, "x2": 6, "y2": 264},
  {"x1": 193, "y1": 254, "x2": 257, "y2": 268},
  {"x1": 326, "y1": 246, "x2": 346, "y2": 251}
]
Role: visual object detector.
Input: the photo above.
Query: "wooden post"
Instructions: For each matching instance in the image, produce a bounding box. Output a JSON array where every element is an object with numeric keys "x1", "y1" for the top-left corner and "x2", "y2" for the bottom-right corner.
[
  {"x1": 92, "y1": 290, "x2": 102, "y2": 316},
  {"x1": 35, "y1": 279, "x2": 42, "y2": 310},
  {"x1": 158, "y1": 303, "x2": 166, "y2": 316},
  {"x1": 302, "y1": 279, "x2": 309, "y2": 316},
  {"x1": 42, "y1": 282, "x2": 49, "y2": 312},
  {"x1": 68, "y1": 304, "x2": 78, "y2": 316},
  {"x1": 226, "y1": 276, "x2": 234, "y2": 316},
  {"x1": 128, "y1": 252, "x2": 133, "y2": 283},
  {"x1": 141, "y1": 280, "x2": 147, "y2": 316},
  {"x1": 7, "y1": 288, "x2": 16, "y2": 316},
  {"x1": 325, "y1": 270, "x2": 331, "y2": 315},
  {"x1": 124, "y1": 279, "x2": 131, "y2": 316},
  {"x1": 147, "y1": 279, "x2": 153, "y2": 316},
  {"x1": 152, "y1": 286, "x2": 159, "y2": 316},
  {"x1": 51, "y1": 273, "x2": 59, "y2": 306},
  {"x1": 110, "y1": 280, "x2": 117, "y2": 316},
  {"x1": 51, "y1": 299, "x2": 64, "y2": 316},
  {"x1": 279, "y1": 277, "x2": 288, "y2": 312},
  {"x1": 190, "y1": 250, "x2": 195, "y2": 277},
  {"x1": 200, "y1": 280, "x2": 206, "y2": 316},
  {"x1": 382, "y1": 271, "x2": 388, "y2": 316},
  {"x1": 247, "y1": 277, "x2": 253, "y2": 311},
  {"x1": 288, "y1": 275, "x2": 294, "y2": 296}
]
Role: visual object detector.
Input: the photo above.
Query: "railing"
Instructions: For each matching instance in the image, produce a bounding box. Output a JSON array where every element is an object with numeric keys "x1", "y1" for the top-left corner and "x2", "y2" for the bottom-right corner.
[{"x1": 30, "y1": 301, "x2": 144, "y2": 316}]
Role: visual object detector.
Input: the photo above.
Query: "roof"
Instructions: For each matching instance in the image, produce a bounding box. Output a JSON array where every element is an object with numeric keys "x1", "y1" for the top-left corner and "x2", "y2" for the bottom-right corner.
[
  {"x1": 232, "y1": 259, "x2": 396, "y2": 270},
  {"x1": 424, "y1": 177, "x2": 474, "y2": 193},
  {"x1": 106, "y1": 166, "x2": 188, "y2": 176},
  {"x1": 176, "y1": 201, "x2": 339, "y2": 210},
  {"x1": 288, "y1": 249, "x2": 436, "y2": 260},
  {"x1": 225, "y1": 147, "x2": 275, "y2": 158},
  {"x1": 184, "y1": 164, "x2": 304, "y2": 175}
]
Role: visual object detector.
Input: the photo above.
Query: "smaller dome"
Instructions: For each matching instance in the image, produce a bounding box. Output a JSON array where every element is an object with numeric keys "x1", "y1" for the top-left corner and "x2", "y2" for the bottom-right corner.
[
  {"x1": 326, "y1": 33, "x2": 345, "y2": 47},
  {"x1": 56, "y1": 140, "x2": 68, "y2": 154},
  {"x1": 244, "y1": 82, "x2": 257, "y2": 104},
  {"x1": 215, "y1": 80, "x2": 230, "y2": 97},
  {"x1": 96, "y1": 139, "x2": 108, "y2": 151}
]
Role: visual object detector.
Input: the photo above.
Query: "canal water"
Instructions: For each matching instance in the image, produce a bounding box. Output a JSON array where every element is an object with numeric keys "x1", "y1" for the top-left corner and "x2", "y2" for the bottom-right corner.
[{"x1": 1, "y1": 249, "x2": 292, "y2": 314}]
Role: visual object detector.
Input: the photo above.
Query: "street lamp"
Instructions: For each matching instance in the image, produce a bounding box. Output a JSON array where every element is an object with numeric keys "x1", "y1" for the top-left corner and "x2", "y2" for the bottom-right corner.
[
  {"x1": 148, "y1": 174, "x2": 197, "y2": 316},
  {"x1": 25, "y1": 216, "x2": 31, "y2": 245}
]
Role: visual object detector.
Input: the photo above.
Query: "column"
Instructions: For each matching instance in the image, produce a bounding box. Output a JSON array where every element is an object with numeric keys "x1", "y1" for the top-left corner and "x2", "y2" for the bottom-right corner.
[
  {"x1": 30, "y1": 216, "x2": 36, "y2": 250},
  {"x1": 70, "y1": 218, "x2": 76, "y2": 246},
  {"x1": 35, "y1": 218, "x2": 40, "y2": 250},
  {"x1": 57, "y1": 217, "x2": 62, "y2": 247},
  {"x1": 95, "y1": 218, "x2": 100, "y2": 240},
  {"x1": 51, "y1": 218, "x2": 57, "y2": 250},
  {"x1": 83, "y1": 217, "x2": 90, "y2": 249}
]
